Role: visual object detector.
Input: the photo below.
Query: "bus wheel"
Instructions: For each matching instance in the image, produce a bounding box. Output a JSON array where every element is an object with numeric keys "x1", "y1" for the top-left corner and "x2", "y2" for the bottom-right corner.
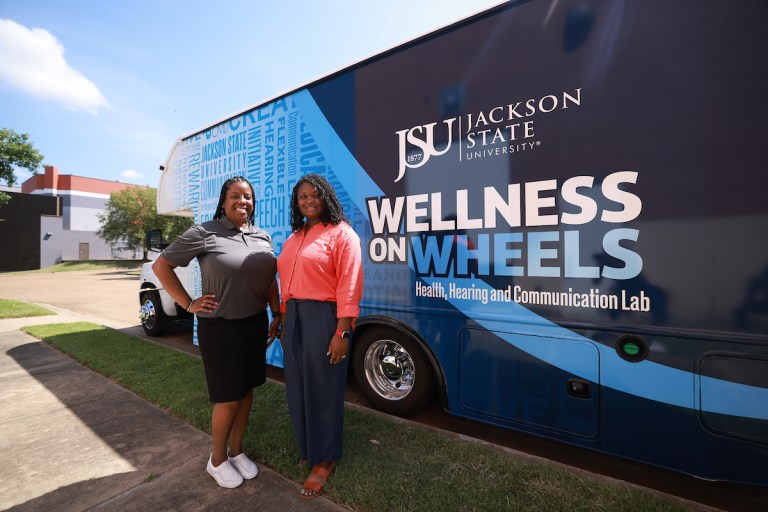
[
  {"x1": 139, "y1": 290, "x2": 167, "y2": 336},
  {"x1": 352, "y1": 327, "x2": 434, "y2": 417}
]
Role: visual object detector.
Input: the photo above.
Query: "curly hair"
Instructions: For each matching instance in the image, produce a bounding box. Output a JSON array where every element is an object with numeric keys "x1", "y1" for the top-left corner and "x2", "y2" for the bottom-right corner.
[
  {"x1": 289, "y1": 173, "x2": 348, "y2": 232},
  {"x1": 213, "y1": 176, "x2": 255, "y2": 225}
]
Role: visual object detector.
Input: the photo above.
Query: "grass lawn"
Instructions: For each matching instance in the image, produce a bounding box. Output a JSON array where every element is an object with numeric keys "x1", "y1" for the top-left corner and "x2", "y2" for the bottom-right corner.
[
  {"x1": 22, "y1": 322, "x2": 686, "y2": 512},
  {"x1": 0, "y1": 299, "x2": 55, "y2": 319}
]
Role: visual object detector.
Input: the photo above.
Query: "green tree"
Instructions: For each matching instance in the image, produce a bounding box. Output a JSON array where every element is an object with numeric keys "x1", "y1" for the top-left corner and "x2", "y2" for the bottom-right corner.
[
  {"x1": 97, "y1": 187, "x2": 193, "y2": 260},
  {"x1": 0, "y1": 128, "x2": 45, "y2": 205}
]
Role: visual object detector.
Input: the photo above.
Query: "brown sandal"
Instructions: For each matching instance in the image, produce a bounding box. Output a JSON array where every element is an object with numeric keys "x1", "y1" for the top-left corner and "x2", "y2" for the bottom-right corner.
[{"x1": 299, "y1": 462, "x2": 336, "y2": 500}]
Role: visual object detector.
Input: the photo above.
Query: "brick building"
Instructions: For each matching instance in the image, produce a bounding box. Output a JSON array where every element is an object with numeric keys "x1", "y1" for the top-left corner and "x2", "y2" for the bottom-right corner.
[{"x1": 0, "y1": 165, "x2": 147, "y2": 271}]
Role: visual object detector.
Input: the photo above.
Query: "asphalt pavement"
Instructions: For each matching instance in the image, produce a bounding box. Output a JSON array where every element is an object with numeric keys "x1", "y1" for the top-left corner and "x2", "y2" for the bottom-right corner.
[{"x1": 0, "y1": 309, "x2": 348, "y2": 512}]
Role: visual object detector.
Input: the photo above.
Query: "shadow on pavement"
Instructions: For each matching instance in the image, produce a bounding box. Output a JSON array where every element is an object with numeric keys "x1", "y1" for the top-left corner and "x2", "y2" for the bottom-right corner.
[{"x1": 0, "y1": 332, "x2": 344, "y2": 512}]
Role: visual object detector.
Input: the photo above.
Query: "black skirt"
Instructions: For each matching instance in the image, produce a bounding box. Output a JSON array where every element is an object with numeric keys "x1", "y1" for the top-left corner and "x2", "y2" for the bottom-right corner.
[{"x1": 196, "y1": 311, "x2": 268, "y2": 403}]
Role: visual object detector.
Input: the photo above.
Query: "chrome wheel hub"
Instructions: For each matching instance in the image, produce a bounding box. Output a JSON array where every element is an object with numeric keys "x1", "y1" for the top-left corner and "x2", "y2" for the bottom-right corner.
[
  {"x1": 140, "y1": 300, "x2": 157, "y2": 328},
  {"x1": 363, "y1": 339, "x2": 416, "y2": 401}
]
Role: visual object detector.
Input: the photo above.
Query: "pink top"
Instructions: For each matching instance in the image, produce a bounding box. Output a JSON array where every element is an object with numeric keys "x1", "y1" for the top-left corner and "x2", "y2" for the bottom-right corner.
[{"x1": 277, "y1": 221, "x2": 363, "y2": 318}]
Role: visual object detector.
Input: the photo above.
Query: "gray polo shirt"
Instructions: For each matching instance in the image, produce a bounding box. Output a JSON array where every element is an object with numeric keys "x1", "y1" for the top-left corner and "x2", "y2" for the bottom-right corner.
[{"x1": 161, "y1": 217, "x2": 277, "y2": 319}]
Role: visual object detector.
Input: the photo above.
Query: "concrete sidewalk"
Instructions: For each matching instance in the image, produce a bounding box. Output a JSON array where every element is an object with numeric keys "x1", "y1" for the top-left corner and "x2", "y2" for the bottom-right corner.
[{"x1": 0, "y1": 312, "x2": 347, "y2": 511}]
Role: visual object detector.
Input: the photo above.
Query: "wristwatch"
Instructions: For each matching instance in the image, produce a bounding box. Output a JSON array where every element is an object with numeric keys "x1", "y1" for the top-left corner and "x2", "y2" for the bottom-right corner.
[{"x1": 335, "y1": 329, "x2": 352, "y2": 339}]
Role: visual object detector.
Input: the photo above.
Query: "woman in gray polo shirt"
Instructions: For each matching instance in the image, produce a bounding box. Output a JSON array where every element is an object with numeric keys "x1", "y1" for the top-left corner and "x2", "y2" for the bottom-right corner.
[{"x1": 152, "y1": 176, "x2": 279, "y2": 489}]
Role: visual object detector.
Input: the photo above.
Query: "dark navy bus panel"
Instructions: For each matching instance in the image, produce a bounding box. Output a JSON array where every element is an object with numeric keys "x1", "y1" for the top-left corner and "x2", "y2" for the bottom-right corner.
[{"x1": 158, "y1": 0, "x2": 768, "y2": 486}]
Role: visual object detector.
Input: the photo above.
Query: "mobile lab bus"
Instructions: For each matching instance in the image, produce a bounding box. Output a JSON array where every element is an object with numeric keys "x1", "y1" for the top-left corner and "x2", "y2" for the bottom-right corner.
[{"x1": 156, "y1": 0, "x2": 768, "y2": 486}]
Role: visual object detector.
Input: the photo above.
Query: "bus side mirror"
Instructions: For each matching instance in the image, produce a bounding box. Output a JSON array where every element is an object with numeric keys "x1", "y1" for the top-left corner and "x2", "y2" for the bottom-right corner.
[{"x1": 146, "y1": 229, "x2": 164, "y2": 252}]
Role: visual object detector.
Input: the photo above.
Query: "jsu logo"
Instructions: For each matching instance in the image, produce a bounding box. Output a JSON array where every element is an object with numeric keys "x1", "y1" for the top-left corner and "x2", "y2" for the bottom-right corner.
[{"x1": 394, "y1": 118, "x2": 456, "y2": 182}]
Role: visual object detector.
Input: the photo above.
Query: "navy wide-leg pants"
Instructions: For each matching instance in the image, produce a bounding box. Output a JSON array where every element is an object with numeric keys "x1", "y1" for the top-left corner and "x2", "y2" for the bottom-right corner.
[{"x1": 282, "y1": 299, "x2": 349, "y2": 465}]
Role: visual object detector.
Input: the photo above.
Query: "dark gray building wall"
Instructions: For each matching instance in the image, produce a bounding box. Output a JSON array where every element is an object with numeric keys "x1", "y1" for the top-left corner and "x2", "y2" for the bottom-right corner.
[{"x1": 0, "y1": 191, "x2": 60, "y2": 271}]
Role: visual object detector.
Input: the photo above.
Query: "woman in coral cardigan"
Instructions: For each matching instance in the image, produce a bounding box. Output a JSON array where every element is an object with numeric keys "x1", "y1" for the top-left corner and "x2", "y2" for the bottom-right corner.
[{"x1": 277, "y1": 173, "x2": 363, "y2": 500}]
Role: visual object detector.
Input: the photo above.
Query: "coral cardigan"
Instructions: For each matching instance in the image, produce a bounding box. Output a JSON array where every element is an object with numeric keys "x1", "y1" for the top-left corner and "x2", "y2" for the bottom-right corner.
[{"x1": 277, "y1": 221, "x2": 363, "y2": 318}]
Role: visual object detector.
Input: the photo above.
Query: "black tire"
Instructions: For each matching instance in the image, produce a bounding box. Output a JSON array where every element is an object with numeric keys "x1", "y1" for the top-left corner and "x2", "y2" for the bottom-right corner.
[
  {"x1": 139, "y1": 290, "x2": 167, "y2": 336},
  {"x1": 352, "y1": 326, "x2": 434, "y2": 417}
]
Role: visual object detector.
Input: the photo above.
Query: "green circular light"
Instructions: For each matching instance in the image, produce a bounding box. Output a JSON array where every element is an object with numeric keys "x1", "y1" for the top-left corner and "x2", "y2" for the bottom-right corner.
[{"x1": 623, "y1": 342, "x2": 640, "y2": 356}]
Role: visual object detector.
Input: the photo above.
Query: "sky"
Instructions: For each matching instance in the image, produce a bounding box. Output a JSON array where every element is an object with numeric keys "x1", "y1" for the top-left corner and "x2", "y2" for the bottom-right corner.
[{"x1": 0, "y1": 0, "x2": 504, "y2": 188}]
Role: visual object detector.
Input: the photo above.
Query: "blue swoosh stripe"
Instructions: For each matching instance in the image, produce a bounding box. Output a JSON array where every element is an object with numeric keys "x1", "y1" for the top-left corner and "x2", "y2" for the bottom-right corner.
[{"x1": 292, "y1": 90, "x2": 381, "y2": 213}]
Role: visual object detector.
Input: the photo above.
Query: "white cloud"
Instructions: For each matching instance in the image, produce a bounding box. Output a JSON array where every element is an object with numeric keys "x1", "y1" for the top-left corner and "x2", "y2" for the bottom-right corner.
[
  {"x1": 120, "y1": 169, "x2": 145, "y2": 183},
  {"x1": 0, "y1": 18, "x2": 108, "y2": 115}
]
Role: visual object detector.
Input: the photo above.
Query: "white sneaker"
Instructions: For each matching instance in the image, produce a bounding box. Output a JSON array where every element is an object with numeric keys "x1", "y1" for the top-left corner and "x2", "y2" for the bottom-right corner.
[
  {"x1": 229, "y1": 452, "x2": 259, "y2": 479},
  {"x1": 206, "y1": 454, "x2": 243, "y2": 488}
]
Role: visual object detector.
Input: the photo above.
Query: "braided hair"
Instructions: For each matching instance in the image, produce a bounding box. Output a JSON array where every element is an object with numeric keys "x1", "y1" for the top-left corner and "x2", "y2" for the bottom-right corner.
[
  {"x1": 289, "y1": 173, "x2": 348, "y2": 232},
  {"x1": 213, "y1": 176, "x2": 255, "y2": 225}
]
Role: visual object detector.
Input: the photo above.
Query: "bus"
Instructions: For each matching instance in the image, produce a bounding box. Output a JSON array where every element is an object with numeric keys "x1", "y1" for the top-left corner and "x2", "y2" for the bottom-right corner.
[{"x1": 154, "y1": 0, "x2": 768, "y2": 486}]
